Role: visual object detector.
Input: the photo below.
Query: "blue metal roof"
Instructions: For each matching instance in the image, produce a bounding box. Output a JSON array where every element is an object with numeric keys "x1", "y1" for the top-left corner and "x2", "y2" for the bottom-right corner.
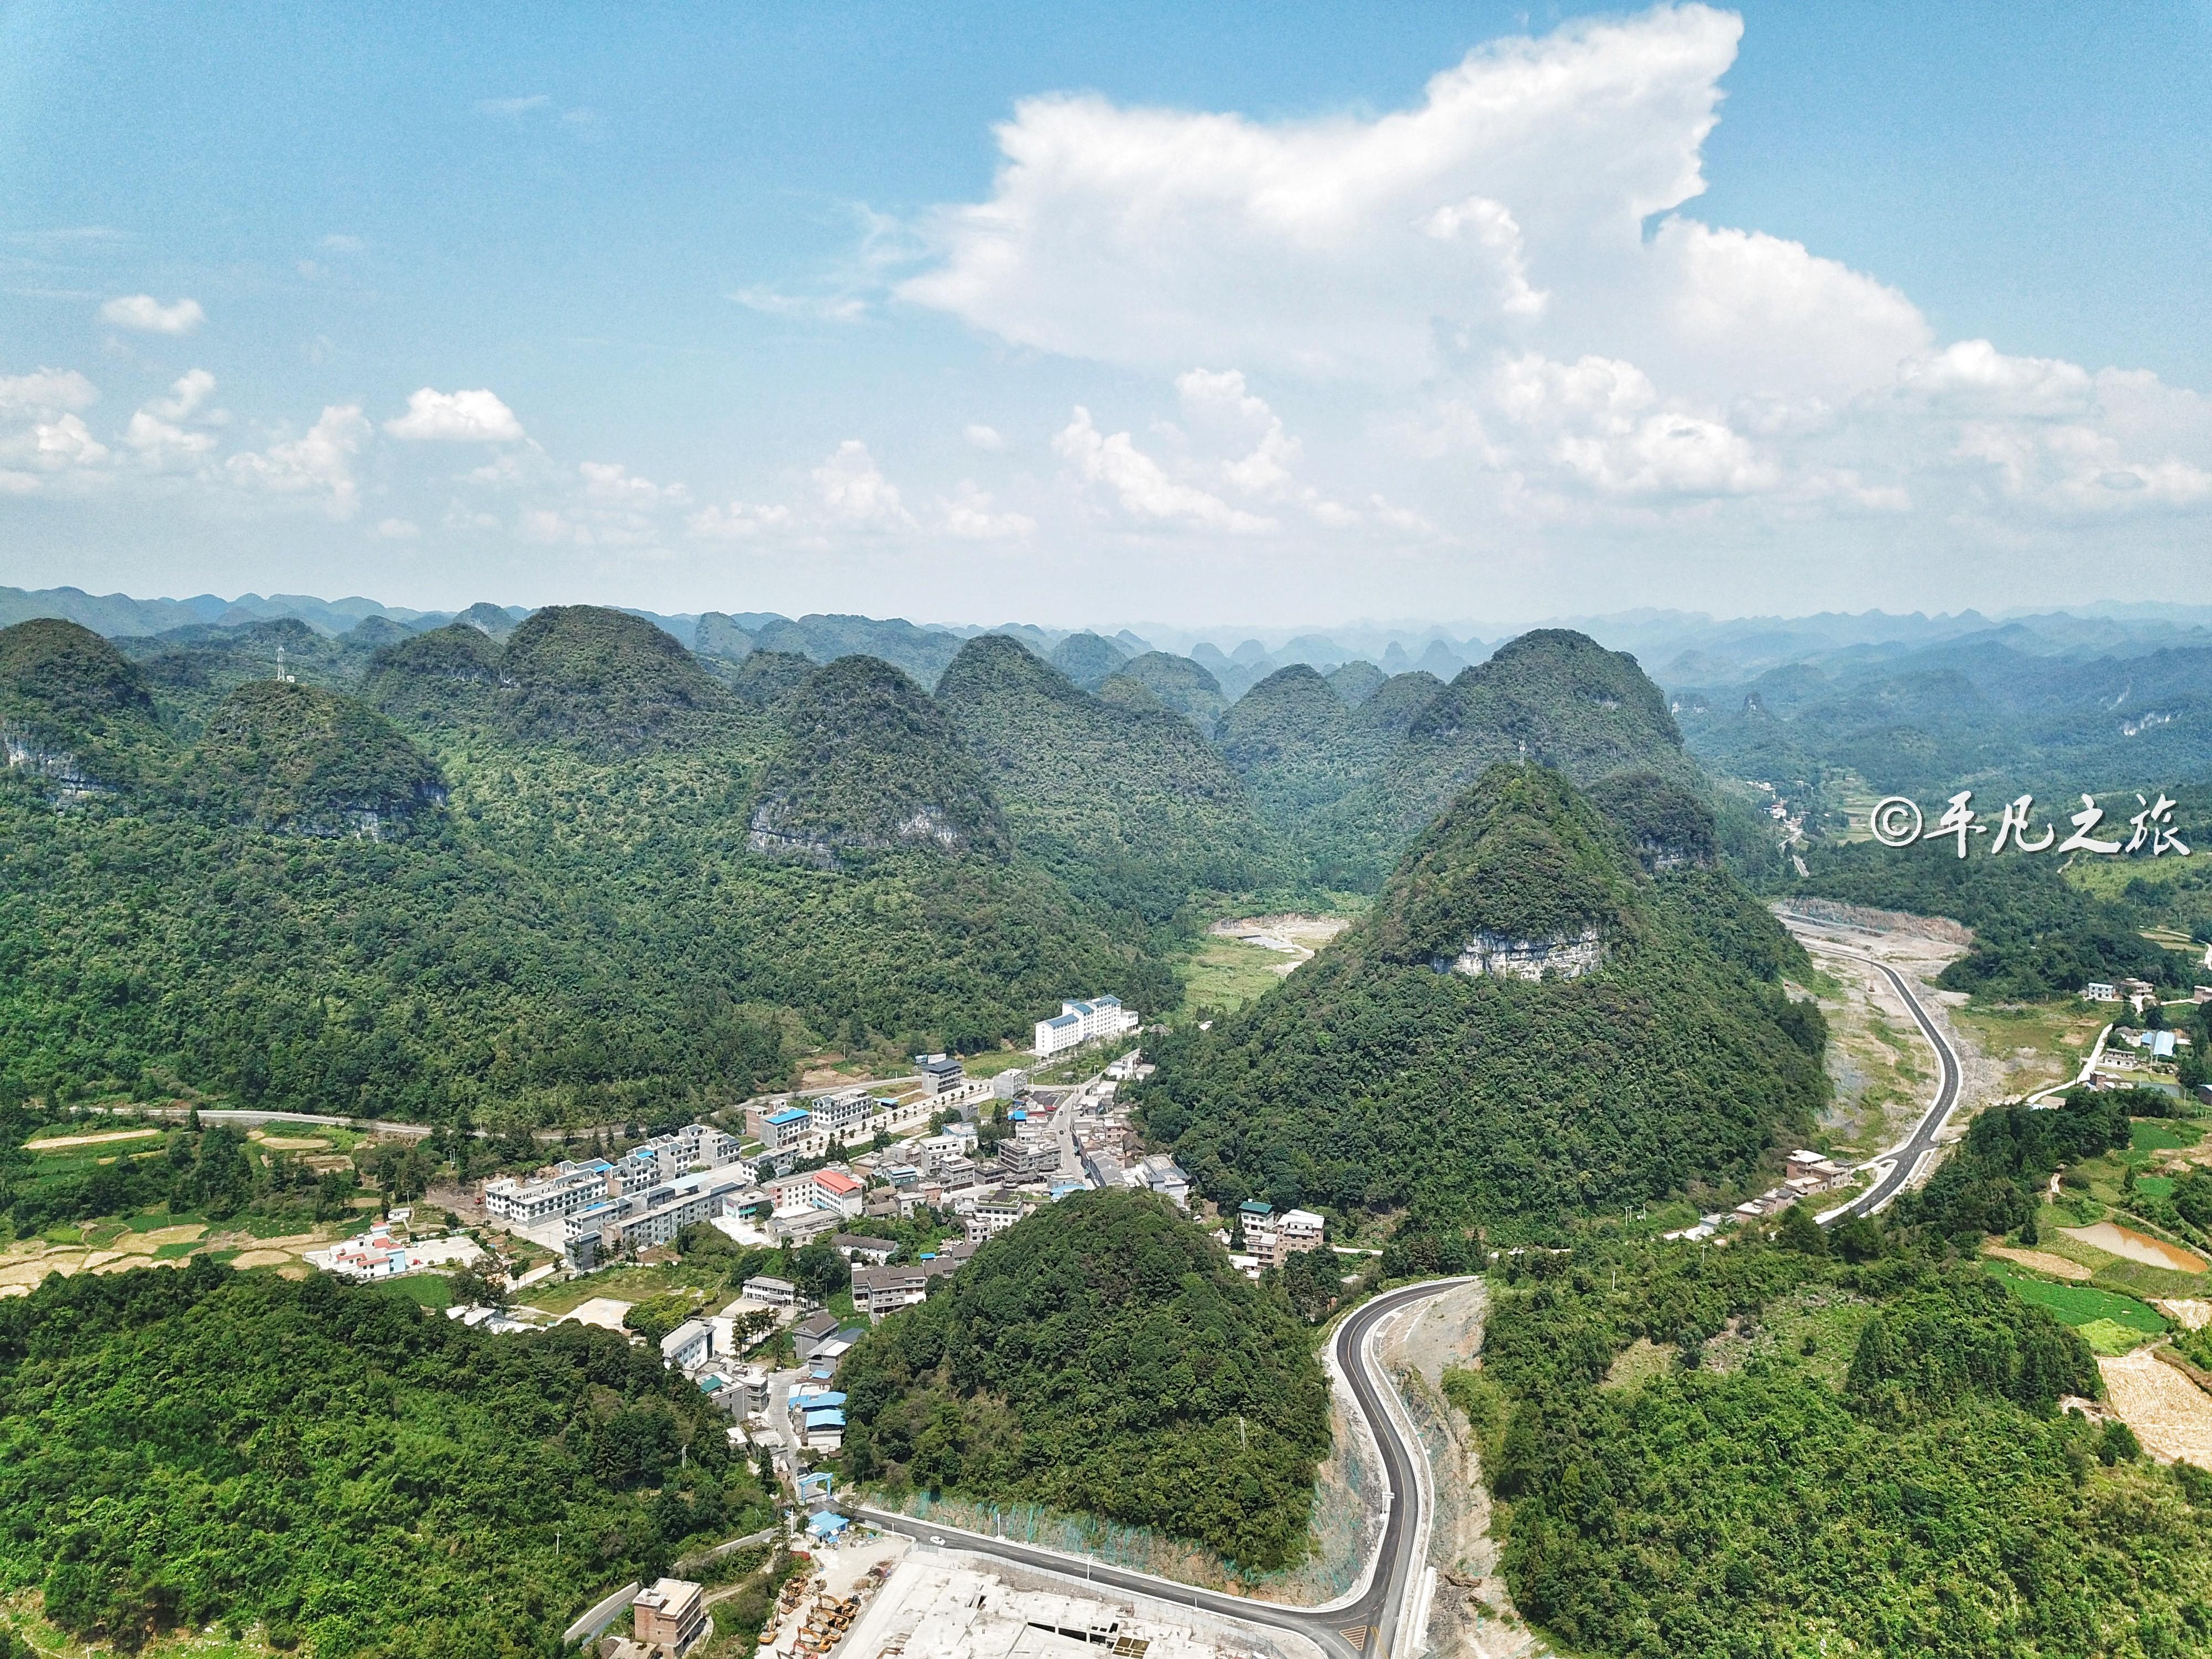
[
  {"x1": 804, "y1": 1408, "x2": 847, "y2": 1428},
  {"x1": 765, "y1": 1107, "x2": 810, "y2": 1125}
]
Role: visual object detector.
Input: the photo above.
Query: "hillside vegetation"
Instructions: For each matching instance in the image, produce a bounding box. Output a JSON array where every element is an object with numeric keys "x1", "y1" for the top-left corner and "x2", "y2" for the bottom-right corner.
[
  {"x1": 1104, "y1": 651, "x2": 1229, "y2": 731},
  {"x1": 747, "y1": 655, "x2": 1008, "y2": 865},
  {"x1": 188, "y1": 680, "x2": 445, "y2": 834},
  {"x1": 1141, "y1": 764, "x2": 1828, "y2": 1234},
  {"x1": 838, "y1": 1190, "x2": 1330, "y2": 1569},
  {"x1": 0, "y1": 619, "x2": 171, "y2": 794},
  {"x1": 1469, "y1": 1237, "x2": 2210, "y2": 1658},
  {"x1": 0, "y1": 1262, "x2": 772, "y2": 1659},
  {"x1": 0, "y1": 608, "x2": 1169, "y2": 1123},
  {"x1": 494, "y1": 606, "x2": 742, "y2": 755},
  {"x1": 935, "y1": 634, "x2": 1288, "y2": 917},
  {"x1": 1311, "y1": 630, "x2": 1692, "y2": 888}
]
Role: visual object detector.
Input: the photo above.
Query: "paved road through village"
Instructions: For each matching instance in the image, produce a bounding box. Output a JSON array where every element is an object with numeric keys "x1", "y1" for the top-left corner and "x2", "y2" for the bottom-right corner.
[{"x1": 860, "y1": 1276, "x2": 1473, "y2": 1659}]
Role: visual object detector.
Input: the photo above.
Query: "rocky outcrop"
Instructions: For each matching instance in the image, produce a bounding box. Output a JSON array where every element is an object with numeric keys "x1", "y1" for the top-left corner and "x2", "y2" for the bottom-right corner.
[
  {"x1": 745, "y1": 797, "x2": 977, "y2": 868},
  {"x1": 277, "y1": 781, "x2": 450, "y2": 841},
  {"x1": 2, "y1": 727, "x2": 117, "y2": 806},
  {"x1": 1438, "y1": 925, "x2": 1605, "y2": 981}
]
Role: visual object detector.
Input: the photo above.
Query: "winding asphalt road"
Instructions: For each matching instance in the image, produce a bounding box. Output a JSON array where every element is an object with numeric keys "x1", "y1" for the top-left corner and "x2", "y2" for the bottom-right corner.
[
  {"x1": 1780, "y1": 918, "x2": 1963, "y2": 1220},
  {"x1": 859, "y1": 1276, "x2": 1473, "y2": 1659}
]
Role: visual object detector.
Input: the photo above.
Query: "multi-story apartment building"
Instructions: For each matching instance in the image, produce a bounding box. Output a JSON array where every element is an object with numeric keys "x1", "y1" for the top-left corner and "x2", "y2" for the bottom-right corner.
[
  {"x1": 563, "y1": 1168, "x2": 746, "y2": 1270},
  {"x1": 1032, "y1": 994, "x2": 1139, "y2": 1059},
  {"x1": 809, "y1": 1091, "x2": 873, "y2": 1135},
  {"x1": 965, "y1": 1190, "x2": 1029, "y2": 1244},
  {"x1": 758, "y1": 1105, "x2": 812, "y2": 1150}
]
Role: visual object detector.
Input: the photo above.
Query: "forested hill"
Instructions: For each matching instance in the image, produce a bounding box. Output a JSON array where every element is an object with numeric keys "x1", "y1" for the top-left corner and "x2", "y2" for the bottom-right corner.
[
  {"x1": 367, "y1": 606, "x2": 745, "y2": 756},
  {"x1": 0, "y1": 609, "x2": 1172, "y2": 1125},
  {"x1": 745, "y1": 654, "x2": 1009, "y2": 866},
  {"x1": 935, "y1": 634, "x2": 1291, "y2": 918},
  {"x1": 0, "y1": 1261, "x2": 774, "y2": 1658},
  {"x1": 837, "y1": 1188, "x2": 1331, "y2": 1569},
  {"x1": 187, "y1": 680, "x2": 446, "y2": 834},
  {"x1": 1139, "y1": 763, "x2": 1828, "y2": 1239},
  {"x1": 0, "y1": 606, "x2": 1750, "y2": 1129},
  {"x1": 1470, "y1": 1235, "x2": 2211, "y2": 1657},
  {"x1": 1311, "y1": 630, "x2": 1693, "y2": 888},
  {"x1": 0, "y1": 619, "x2": 170, "y2": 794},
  {"x1": 1211, "y1": 630, "x2": 1696, "y2": 889}
]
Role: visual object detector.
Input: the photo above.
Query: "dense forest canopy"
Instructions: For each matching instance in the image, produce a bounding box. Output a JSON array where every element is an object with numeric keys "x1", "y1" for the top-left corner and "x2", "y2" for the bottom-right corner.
[
  {"x1": 836, "y1": 1190, "x2": 1331, "y2": 1569},
  {"x1": 0, "y1": 619, "x2": 170, "y2": 790},
  {"x1": 1473, "y1": 1238, "x2": 2211, "y2": 1658},
  {"x1": 0, "y1": 611, "x2": 1171, "y2": 1123},
  {"x1": 188, "y1": 680, "x2": 446, "y2": 833},
  {"x1": 745, "y1": 654, "x2": 1009, "y2": 865},
  {"x1": 1140, "y1": 764, "x2": 1829, "y2": 1233},
  {"x1": 933, "y1": 634, "x2": 1291, "y2": 919},
  {"x1": 0, "y1": 1261, "x2": 772, "y2": 1659}
]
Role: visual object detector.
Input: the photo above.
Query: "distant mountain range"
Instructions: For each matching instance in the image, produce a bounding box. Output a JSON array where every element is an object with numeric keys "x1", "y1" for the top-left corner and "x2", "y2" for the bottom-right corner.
[{"x1": 12, "y1": 582, "x2": 2212, "y2": 699}]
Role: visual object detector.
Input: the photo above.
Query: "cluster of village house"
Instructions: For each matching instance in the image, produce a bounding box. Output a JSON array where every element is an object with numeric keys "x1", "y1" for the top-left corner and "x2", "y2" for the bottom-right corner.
[
  {"x1": 1662, "y1": 1150, "x2": 1853, "y2": 1243},
  {"x1": 478, "y1": 1029, "x2": 1201, "y2": 1276}
]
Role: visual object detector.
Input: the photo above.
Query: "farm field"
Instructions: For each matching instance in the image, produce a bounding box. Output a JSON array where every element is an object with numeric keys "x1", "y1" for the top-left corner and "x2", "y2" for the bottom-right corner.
[{"x1": 1983, "y1": 1259, "x2": 2168, "y2": 1354}]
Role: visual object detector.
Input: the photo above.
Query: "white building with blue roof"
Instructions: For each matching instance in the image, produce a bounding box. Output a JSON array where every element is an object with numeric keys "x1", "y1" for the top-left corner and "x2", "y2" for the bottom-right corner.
[{"x1": 1032, "y1": 994, "x2": 1139, "y2": 1058}]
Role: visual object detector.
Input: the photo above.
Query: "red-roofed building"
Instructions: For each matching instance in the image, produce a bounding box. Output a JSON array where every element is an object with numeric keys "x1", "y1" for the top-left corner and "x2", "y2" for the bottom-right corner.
[{"x1": 767, "y1": 1165, "x2": 865, "y2": 1219}]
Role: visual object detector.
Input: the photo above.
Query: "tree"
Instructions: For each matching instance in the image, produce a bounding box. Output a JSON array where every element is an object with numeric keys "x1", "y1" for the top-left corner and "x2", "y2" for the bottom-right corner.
[{"x1": 1776, "y1": 1202, "x2": 1827, "y2": 1256}]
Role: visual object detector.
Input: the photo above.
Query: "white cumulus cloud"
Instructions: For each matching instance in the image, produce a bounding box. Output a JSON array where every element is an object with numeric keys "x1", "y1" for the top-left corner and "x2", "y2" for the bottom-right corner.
[
  {"x1": 938, "y1": 482, "x2": 1035, "y2": 539},
  {"x1": 225, "y1": 405, "x2": 370, "y2": 516},
  {"x1": 0, "y1": 368, "x2": 98, "y2": 415},
  {"x1": 384, "y1": 387, "x2": 526, "y2": 443},
  {"x1": 1053, "y1": 408, "x2": 1275, "y2": 533},
  {"x1": 100, "y1": 295, "x2": 206, "y2": 335},
  {"x1": 812, "y1": 440, "x2": 915, "y2": 530},
  {"x1": 688, "y1": 499, "x2": 794, "y2": 540}
]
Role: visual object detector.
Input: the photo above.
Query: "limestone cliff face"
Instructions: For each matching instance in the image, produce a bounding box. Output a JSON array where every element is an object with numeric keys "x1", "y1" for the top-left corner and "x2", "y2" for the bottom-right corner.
[
  {"x1": 2, "y1": 727, "x2": 117, "y2": 806},
  {"x1": 1438, "y1": 924, "x2": 1605, "y2": 980}
]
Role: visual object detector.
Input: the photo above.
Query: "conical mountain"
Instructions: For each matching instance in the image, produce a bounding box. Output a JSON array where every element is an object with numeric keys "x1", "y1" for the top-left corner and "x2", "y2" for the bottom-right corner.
[
  {"x1": 0, "y1": 618, "x2": 169, "y2": 799},
  {"x1": 693, "y1": 612, "x2": 755, "y2": 660},
  {"x1": 1215, "y1": 664, "x2": 1395, "y2": 830},
  {"x1": 453, "y1": 601, "x2": 521, "y2": 639},
  {"x1": 1326, "y1": 660, "x2": 1386, "y2": 706},
  {"x1": 362, "y1": 621, "x2": 505, "y2": 729},
  {"x1": 1361, "y1": 763, "x2": 1646, "y2": 967},
  {"x1": 1140, "y1": 761, "x2": 1827, "y2": 1227},
  {"x1": 1100, "y1": 650, "x2": 1227, "y2": 731},
  {"x1": 747, "y1": 655, "x2": 1008, "y2": 866},
  {"x1": 495, "y1": 605, "x2": 738, "y2": 754},
  {"x1": 1304, "y1": 629, "x2": 1687, "y2": 887},
  {"x1": 1354, "y1": 669, "x2": 1443, "y2": 735},
  {"x1": 1046, "y1": 630, "x2": 1128, "y2": 690},
  {"x1": 189, "y1": 680, "x2": 445, "y2": 836},
  {"x1": 934, "y1": 634, "x2": 1287, "y2": 917}
]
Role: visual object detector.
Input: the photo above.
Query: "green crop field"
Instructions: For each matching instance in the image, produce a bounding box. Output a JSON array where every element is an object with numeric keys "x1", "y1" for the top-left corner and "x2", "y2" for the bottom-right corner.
[
  {"x1": 1983, "y1": 1259, "x2": 2168, "y2": 1332},
  {"x1": 2131, "y1": 1119, "x2": 2203, "y2": 1153}
]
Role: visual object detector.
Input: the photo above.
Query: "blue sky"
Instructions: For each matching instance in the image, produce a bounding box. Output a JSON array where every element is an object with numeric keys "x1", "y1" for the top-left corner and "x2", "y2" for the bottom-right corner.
[{"x1": 4, "y1": 2, "x2": 2210, "y2": 625}]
